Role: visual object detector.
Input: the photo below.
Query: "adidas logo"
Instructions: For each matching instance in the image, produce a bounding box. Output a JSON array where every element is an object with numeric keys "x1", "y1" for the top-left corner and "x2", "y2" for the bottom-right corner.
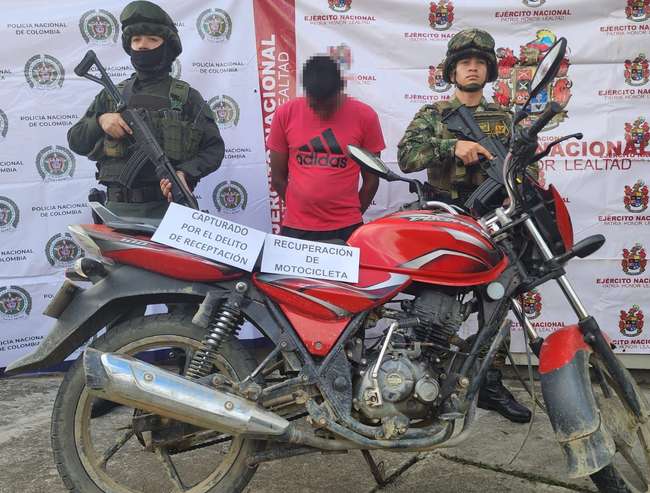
[{"x1": 296, "y1": 128, "x2": 348, "y2": 168}]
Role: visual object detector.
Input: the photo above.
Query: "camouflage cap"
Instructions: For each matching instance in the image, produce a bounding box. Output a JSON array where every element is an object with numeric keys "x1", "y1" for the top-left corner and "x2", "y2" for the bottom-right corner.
[
  {"x1": 442, "y1": 28, "x2": 497, "y2": 83},
  {"x1": 120, "y1": 1, "x2": 182, "y2": 58}
]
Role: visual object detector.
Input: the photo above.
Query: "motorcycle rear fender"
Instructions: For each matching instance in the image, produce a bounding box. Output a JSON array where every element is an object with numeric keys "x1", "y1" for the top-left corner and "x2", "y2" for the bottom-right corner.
[
  {"x1": 4, "y1": 264, "x2": 219, "y2": 376},
  {"x1": 538, "y1": 325, "x2": 615, "y2": 478}
]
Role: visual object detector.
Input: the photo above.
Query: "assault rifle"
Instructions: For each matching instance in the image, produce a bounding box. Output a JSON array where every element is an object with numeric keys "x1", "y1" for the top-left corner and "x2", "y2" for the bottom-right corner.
[
  {"x1": 74, "y1": 50, "x2": 199, "y2": 210},
  {"x1": 442, "y1": 105, "x2": 507, "y2": 215}
]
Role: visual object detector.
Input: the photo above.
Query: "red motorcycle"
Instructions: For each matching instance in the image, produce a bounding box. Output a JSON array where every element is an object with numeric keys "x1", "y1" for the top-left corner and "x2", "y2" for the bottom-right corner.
[{"x1": 7, "y1": 38, "x2": 649, "y2": 493}]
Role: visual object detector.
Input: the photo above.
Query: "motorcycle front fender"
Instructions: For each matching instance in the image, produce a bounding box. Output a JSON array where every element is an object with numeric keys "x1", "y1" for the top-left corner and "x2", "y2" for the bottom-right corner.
[
  {"x1": 4, "y1": 264, "x2": 218, "y2": 376},
  {"x1": 538, "y1": 325, "x2": 615, "y2": 478}
]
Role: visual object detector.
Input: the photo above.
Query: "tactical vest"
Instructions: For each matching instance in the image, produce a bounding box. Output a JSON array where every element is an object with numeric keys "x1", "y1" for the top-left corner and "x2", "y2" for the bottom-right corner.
[
  {"x1": 432, "y1": 99, "x2": 511, "y2": 198},
  {"x1": 97, "y1": 77, "x2": 204, "y2": 186}
]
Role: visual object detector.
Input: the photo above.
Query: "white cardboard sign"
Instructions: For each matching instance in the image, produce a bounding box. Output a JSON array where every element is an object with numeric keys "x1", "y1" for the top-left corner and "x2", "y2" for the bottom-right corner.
[
  {"x1": 152, "y1": 203, "x2": 266, "y2": 272},
  {"x1": 261, "y1": 234, "x2": 360, "y2": 283}
]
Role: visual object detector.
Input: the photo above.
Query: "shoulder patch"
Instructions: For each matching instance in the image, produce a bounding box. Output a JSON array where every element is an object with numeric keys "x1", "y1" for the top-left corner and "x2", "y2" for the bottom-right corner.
[{"x1": 169, "y1": 78, "x2": 190, "y2": 111}]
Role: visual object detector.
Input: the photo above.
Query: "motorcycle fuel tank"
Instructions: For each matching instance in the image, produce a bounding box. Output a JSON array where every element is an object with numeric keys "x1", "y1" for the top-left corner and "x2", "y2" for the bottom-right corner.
[{"x1": 348, "y1": 210, "x2": 507, "y2": 286}]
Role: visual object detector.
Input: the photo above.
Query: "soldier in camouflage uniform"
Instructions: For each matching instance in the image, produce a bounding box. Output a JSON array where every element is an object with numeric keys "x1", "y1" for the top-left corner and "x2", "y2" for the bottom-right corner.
[
  {"x1": 68, "y1": 0, "x2": 224, "y2": 219},
  {"x1": 398, "y1": 29, "x2": 532, "y2": 424}
]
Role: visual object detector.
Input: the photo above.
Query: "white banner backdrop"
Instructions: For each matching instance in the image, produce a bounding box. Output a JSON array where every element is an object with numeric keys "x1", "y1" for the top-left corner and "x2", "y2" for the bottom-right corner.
[{"x1": 1, "y1": 0, "x2": 649, "y2": 369}]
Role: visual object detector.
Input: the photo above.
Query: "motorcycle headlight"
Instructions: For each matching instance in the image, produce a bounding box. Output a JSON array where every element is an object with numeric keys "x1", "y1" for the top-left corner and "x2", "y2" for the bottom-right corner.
[{"x1": 548, "y1": 184, "x2": 574, "y2": 251}]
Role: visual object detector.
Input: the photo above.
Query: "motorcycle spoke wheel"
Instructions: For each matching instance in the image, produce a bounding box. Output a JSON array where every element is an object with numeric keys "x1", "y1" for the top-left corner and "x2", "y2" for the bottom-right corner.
[
  {"x1": 590, "y1": 357, "x2": 650, "y2": 493},
  {"x1": 52, "y1": 314, "x2": 263, "y2": 493}
]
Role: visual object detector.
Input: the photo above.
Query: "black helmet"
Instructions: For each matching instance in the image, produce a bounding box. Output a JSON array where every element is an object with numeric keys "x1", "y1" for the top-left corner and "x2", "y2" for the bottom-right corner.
[
  {"x1": 120, "y1": 1, "x2": 182, "y2": 59},
  {"x1": 442, "y1": 28, "x2": 498, "y2": 84}
]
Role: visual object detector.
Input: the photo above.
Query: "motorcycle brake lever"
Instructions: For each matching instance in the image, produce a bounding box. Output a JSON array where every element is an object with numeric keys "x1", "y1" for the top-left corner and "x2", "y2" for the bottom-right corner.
[{"x1": 530, "y1": 132, "x2": 583, "y2": 162}]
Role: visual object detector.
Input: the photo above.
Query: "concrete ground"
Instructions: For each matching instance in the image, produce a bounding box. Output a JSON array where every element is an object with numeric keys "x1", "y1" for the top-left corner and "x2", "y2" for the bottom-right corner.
[{"x1": 0, "y1": 373, "x2": 645, "y2": 493}]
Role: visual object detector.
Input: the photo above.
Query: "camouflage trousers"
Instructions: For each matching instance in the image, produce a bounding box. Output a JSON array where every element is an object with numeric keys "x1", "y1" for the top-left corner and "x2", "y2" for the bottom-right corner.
[{"x1": 466, "y1": 333, "x2": 511, "y2": 369}]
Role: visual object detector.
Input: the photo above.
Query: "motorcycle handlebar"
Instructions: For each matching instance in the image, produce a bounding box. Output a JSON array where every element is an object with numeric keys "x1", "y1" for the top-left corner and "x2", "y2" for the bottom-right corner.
[{"x1": 524, "y1": 102, "x2": 562, "y2": 140}]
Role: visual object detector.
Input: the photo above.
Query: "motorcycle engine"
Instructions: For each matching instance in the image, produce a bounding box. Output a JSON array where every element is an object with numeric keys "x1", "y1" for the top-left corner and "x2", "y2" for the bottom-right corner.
[{"x1": 354, "y1": 290, "x2": 465, "y2": 422}]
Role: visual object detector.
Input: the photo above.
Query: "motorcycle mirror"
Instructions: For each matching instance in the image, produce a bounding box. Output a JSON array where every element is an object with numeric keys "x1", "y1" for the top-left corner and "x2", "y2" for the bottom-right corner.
[
  {"x1": 347, "y1": 144, "x2": 402, "y2": 182},
  {"x1": 521, "y1": 37, "x2": 567, "y2": 112}
]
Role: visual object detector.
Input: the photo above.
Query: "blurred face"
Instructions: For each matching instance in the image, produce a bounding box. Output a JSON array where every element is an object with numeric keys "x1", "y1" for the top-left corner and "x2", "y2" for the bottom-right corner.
[
  {"x1": 452, "y1": 56, "x2": 488, "y2": 91},
  {"x1": 130, "y1": 34, "x2": 164, "y2": 51},
  {"x1": 307, "y1": 92, "x2": 342, "y2": 120}
]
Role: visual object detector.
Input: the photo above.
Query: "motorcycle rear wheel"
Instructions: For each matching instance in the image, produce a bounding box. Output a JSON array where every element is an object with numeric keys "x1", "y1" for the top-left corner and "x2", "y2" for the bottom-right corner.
[
  {"x1": 589, "y1": 356, "x2": 650, "y2": 493},
  {"x1": 51, "y1": 313, "x2": 265, "y2": 493}
]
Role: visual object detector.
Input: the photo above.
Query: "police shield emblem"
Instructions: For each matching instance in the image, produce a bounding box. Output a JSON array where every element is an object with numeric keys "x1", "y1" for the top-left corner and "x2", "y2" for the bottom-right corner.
[
  {"x1": 196, "y1": 8, "x2": 232, "y2": 43},
  {"x1": 36, "y1": 146, "x2": 76, "y2": 181},
  {"x1": 208, "y1": 95, "x2": 240, "y2": 129},
  {"x1": 213, "y1": 180, "x2": 247, "y2": 213},
  {"x1": 0, "y1": 196, "x2": 19, "y2": 232},
  {"x1": 0, "y1": 109, "x2": 7, "y2": 139},
  {"x1": 24, "y1": 54, "x2": 65, "y2": 90},
  {"x1": 0, "y1": 286, "x2": 32, "y2": 320},
  {"x1": 46, "y1": 233, "x2": 84, "y2": 267},
  {"x1": 79, "y1": 9, "x2": 119, "y2": 45}
]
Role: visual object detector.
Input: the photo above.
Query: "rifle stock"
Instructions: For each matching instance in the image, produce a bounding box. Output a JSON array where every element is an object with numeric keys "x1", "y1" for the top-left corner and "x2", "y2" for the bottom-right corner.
[{"x1": 74, "y1": 50, "x2": 198, "y2": 210}]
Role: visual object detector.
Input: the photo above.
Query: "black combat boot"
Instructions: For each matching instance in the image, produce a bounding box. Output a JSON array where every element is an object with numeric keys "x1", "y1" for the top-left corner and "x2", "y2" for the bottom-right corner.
[{"x1": 478, "y1": 368, "x2": 532, "y2": 423}]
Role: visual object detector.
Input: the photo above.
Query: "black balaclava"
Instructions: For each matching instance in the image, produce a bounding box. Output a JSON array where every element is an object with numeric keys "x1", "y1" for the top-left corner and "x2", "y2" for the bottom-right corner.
[{"x1": 130, "y1": 41, "x2": 173, "y2": 74}]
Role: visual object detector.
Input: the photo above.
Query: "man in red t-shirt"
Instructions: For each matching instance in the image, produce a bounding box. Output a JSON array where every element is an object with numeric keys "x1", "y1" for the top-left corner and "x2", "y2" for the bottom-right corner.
[{"x1": 268, "y1": 55, "x2": 385, "y2": 242}]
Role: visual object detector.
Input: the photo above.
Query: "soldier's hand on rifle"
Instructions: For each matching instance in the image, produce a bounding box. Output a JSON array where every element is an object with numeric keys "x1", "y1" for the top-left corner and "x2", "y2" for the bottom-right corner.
[
  {"x1": 98, "y1": 113, "x2": 132, "y2": 139},
  {"x1": 455, "y1": 140, "x2": 494, "y2": 166},
  {"x1": 160, "y1": 171, "x2": 189, "y2": 203}
]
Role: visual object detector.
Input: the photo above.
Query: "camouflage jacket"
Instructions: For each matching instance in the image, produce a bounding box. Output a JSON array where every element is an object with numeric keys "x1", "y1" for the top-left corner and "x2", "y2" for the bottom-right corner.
[{"x1": 397, "y1": 96, "x2": 513, "y2": 199}]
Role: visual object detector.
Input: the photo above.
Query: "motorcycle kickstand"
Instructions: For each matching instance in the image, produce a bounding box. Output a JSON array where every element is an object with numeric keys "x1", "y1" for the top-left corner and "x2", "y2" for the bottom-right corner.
[{"x1": 361, "y1": 450, "x2": 388, "y2": 487}]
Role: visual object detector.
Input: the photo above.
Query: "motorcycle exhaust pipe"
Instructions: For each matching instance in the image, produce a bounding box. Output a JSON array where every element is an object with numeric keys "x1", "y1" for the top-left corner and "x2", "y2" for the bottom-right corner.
[{"x1": 83, "y1": 348, "x2": 290, "y2": 436}]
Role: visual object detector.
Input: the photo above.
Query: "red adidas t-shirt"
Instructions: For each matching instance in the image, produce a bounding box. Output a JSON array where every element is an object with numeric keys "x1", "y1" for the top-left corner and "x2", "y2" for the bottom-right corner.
[{"x1": 267, "y1": 96, "x2": 385, "y2": 231}]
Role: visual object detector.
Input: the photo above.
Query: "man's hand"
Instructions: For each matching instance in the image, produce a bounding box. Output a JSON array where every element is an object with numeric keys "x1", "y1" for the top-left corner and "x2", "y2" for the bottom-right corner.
[
  {"x1": 98, "y1": 113, "x2": 132, "y2": 139},
  {"x1": 160, "y1": 171, "x2": 189, "y2": 203},
  {"x1": 455, "y1": 140, "x2": 494, "y2": 166}
]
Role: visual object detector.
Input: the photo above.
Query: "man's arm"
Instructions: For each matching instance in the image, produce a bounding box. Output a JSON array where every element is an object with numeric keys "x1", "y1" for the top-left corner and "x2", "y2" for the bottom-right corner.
[
  {"x1": 397, "y1": 105, "x2": 459, "y2": 175},
  {"x1": 270, "y1": 150, "x2": 289, "y2": 201},
  {"x1": 67, "y1": 91, "x2": 110, "y2": 158},
  {"x1": 175, "y1": 91, "x2": 225, "y2": 187},
  {"x1": 359, "y1": 159, "x2": 379, "y2": 213}
]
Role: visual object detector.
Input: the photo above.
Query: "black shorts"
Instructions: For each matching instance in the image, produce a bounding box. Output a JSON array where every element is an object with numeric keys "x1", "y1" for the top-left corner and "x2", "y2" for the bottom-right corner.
[{"x1": 280, "y1": 223, "x2": 363, "y2": 243}]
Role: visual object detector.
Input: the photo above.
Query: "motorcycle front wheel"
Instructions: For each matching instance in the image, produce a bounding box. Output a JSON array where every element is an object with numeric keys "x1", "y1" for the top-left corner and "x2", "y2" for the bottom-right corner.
[
  {"x1": 51, "y1": 313, "x2": 265, "y2": 493},
  {"x1": 589, "y1": 355, "x2": 650, "y2": 493}
]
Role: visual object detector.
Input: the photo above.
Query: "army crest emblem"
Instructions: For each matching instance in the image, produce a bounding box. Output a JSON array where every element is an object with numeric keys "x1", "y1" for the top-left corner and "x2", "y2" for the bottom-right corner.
[
  {"x1": 45, "y1": 233, "x2": 84, "y2": 267},
  {"x1": 0, "y1": 286, "x2": 32, "y2": 320},
  {"x1": 24, "y1": 54, "x2": 65, "y2": 90},
  {"x1": 624, "y1": 54, "x2": 649, "y2": 86},
  {"x1": 0, "y1": 196, "x2": 19, "y2": 232},
  {"x1": 624, "y1": 179, "x2": 649, "y2": 212},
  {"x1": 36, "y1": 146, "x2": 75, "y2": 181},
  {"x1": 493, "y1": 30, "x2": 572, "y2": 131},
  {"x1": 619, "y1": 305, "x2": 644, "y2": 337},
  {"x1": 329, "y1": 0, "x2": 352, "y2": 13},
  {"x1": 213, "y1": 181, "x2": 248, "y2": 213},
  {"x1": 625, "y1": 117, "x2": 650, "y2": 153},
  {"x1": 0, "y1": 109, "x2": 7, "y2": 140},
  {"x1": 429, "y1": 1, "x2": 454, "y2": 31},
  {"x1": 428, "y1": 63, "x2": 451, "y2": 92},
  {"x1": 622, "y1": 243, "x2": 647, "y2": 275},
  {"x1": 197, "y1": 8, "x2": 232, "y2": 43},
  {"x1": 523, "y1": 0, "x2": 546, "y2": 6},
  {"x1": 328, "y1": 44, "x2": 352, "y2": 72},
  {"x1": 521, "y1": 290, "x2": 542, "y2": 319},
  {"x1": 209, "y1": 95, "x2": 240, "y2": 129},
  {"x1": 79, "y1": 9, "x2": 119, "y2": 45},
  {"x1": 626, "y1": 0, "x2": 650, "y2": 22}
]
